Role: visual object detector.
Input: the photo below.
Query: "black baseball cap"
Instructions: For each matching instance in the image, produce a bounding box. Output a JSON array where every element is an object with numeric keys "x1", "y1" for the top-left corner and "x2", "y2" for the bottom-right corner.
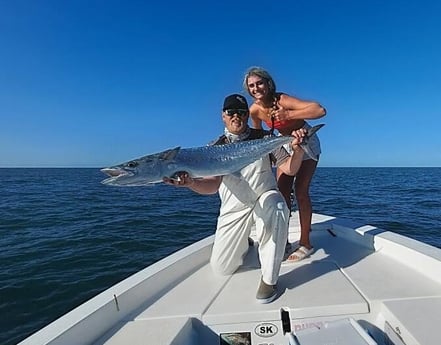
[{"x1": 223, "y1": 94, "x2": 248, "y2": 111}]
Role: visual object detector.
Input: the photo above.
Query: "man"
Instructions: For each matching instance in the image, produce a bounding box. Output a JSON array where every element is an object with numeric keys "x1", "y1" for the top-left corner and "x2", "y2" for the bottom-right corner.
[{"x1": 164, "y1": 94, "x2": 306, "y2": 303}]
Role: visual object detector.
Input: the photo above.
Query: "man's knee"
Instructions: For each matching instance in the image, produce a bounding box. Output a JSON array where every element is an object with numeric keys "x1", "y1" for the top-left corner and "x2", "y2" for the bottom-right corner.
[
  {"x1": 210, "y1": 251, "x2": 241, "y2": 276},
  {"x1": 210, "y1": 258, "x2": 238, "y2": 276}
]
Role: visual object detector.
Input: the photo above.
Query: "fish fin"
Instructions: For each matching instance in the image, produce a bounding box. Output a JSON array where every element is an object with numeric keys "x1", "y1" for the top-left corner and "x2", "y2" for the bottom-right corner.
[
  {"x1": 159, "y1": 147, "x2": 181, "y2": 161},
  {"x1": 300, "y1": 124, "x2": 325, "y2": 161},
  {"x1": 306, "y1": 123, "x2": 325, "y2": 138}
]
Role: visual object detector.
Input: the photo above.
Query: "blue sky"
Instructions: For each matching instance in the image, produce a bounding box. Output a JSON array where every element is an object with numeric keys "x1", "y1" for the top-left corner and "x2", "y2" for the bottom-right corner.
[{"x1": 1, "y1": 0, "x2": 440, "y2": 167}]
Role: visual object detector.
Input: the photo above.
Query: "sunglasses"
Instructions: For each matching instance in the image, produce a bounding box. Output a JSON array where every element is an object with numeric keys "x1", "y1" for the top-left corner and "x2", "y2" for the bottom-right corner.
[{"x1": 224, "y1": 109, "x2": 248, "y2": 117}]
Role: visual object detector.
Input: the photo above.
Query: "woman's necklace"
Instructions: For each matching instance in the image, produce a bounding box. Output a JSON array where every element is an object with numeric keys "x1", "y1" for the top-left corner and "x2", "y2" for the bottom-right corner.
[{"x1": 259, "y1": 96, "x2": 279, "y2": 118}]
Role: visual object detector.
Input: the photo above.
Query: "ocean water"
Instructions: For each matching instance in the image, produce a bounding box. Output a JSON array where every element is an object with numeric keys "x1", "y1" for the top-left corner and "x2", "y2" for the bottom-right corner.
[{"x1": 1, "y1": 167, "x2": 440, "y2": 345}]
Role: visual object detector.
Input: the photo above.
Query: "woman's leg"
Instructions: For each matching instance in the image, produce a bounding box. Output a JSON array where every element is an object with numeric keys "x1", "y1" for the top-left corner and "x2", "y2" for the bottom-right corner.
[{"x1": 294, "y1": 158, "x2": 318, "y2": 249}]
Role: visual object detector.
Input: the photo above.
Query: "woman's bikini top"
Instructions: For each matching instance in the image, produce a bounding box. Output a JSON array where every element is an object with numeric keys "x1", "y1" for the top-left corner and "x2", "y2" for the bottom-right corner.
[
  {"x1": 260, "y1": 92, "x2": 298, "y2": 132},
  {"x1": 263, "y1": 118, "x2": 293, "y2": 130}
]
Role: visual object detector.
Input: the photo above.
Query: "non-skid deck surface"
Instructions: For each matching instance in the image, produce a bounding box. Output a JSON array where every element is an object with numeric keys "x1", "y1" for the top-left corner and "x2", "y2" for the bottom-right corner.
[
  {"x1": 96, "y1": 213, "x2": 441, "y2": 345},
  {"x1": 202, "y1": 260, "x2": 369, "y2": 325},
  {"x1": 134, "y1": 229, "x2": 370, "y2": 326}
]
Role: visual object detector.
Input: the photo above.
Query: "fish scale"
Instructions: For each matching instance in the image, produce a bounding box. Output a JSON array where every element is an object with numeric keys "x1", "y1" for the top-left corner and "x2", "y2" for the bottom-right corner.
[{"x1": 101, "y1": 124, "x2": 324, "y2": 186}]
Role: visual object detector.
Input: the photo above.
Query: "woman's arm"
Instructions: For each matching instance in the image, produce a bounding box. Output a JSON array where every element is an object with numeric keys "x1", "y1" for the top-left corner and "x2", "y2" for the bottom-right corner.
[
  {"x1": 275, "y1": 94, "x2": 326, "y2": 121},
  {"x1": 249, "y1": 104, "x2": 264, "y2": 129},
  {"x1": 277, "y1": 128, "x2": 306, "y2": 176},
  {"x1": 278, "y1": 147, "x2": 304, "y2": 176}
]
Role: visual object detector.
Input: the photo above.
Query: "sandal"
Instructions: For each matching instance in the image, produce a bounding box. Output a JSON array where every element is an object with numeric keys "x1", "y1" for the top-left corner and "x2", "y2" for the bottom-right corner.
[{"x1": 286, "y1": 245, "x2": 314, "y2": 262}]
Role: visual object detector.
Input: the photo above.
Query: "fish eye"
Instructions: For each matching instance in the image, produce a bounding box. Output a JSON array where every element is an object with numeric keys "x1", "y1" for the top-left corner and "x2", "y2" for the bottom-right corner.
[{"x1": 126, "y1": 161, "x2": 138, "y2": 168}]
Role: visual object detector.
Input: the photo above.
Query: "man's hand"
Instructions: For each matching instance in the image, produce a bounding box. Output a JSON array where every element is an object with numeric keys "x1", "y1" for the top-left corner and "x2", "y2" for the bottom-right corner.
[
  {"x1": 163, "y1": 171, "x2": 194, "y2": 187},
  {"x1": 290, "y1": 128, "x2": 307, "y2": 151}
]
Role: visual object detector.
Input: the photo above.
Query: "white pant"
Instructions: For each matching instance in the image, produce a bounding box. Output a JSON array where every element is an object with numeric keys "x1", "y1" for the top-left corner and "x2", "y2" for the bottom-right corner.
[{"x1": 210, "y1": 190, "x2": 289, "y2": 285}]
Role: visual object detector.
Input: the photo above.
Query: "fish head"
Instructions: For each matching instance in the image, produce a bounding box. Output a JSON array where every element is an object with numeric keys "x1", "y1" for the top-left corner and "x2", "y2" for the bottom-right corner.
[{"x1": 101, "y1": 147, "x2": 181, "y2": 186}]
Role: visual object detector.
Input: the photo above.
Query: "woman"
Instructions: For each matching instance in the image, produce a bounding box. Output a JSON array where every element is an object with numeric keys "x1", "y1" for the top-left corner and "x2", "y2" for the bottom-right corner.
[{"x1": 243, "y1": 66, "x2": 326, "y2": 261}]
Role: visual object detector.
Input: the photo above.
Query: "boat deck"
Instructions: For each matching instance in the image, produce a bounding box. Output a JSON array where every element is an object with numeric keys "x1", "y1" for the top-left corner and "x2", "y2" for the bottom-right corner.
[
  {"x1": 18, "y1": 213, "x2": 441, "y2": 345},
  {"x1": 92, "y1": 213, "x2": 441, "y2": 345}
]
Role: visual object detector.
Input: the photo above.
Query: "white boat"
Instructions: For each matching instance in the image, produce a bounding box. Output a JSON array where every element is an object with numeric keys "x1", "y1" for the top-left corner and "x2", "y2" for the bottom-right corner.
[{"x1": 18, "y1": 212, "x2": 441, "y2": 345}]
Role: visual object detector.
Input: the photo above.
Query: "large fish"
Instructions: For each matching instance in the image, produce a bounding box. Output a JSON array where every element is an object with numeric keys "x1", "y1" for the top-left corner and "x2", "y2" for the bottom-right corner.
[{"x1": 101, "y1": 124, "x2": 324, "y2": 186}]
